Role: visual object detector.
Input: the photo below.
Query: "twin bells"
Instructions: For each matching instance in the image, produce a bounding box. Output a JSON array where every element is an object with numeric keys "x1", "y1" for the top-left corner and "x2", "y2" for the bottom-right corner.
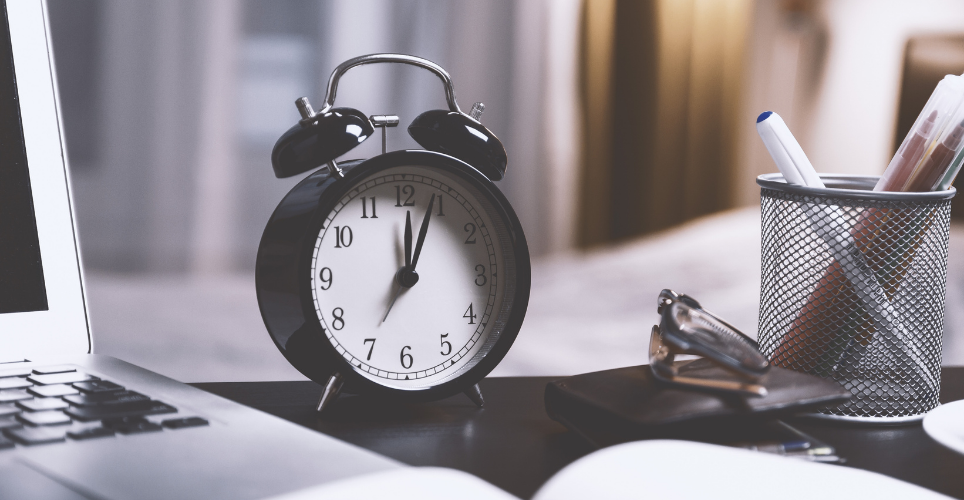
[{"x1": 270, "y1": 54, "x2": 508, "y2": 182}]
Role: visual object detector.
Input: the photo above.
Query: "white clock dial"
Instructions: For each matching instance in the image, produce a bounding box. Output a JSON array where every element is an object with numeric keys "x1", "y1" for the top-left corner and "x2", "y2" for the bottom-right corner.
[{"x1": 310, "y1": 165, "x2": 507, "y2": 389}]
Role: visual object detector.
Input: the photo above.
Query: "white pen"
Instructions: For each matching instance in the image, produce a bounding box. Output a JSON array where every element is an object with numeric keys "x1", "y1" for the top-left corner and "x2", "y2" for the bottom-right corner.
[{"x1": 756, "y1": 111, "x2": 825, "y2": 188}]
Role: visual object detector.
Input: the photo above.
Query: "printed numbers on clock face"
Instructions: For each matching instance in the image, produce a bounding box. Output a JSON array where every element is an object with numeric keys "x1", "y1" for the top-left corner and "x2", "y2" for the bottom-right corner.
[{"x1": 309, "y1": 165, "x2": 506, "y2": 389}]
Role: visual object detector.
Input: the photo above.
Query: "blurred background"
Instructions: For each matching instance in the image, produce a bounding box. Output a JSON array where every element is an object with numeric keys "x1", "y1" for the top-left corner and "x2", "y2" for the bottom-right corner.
[{"x1": 46, "y1": 0, "x2": 964, "y2": 382}]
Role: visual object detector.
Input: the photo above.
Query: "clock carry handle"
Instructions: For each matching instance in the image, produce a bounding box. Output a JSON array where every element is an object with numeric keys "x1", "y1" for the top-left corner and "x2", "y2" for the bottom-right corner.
[
  {"x1": 270, "y1": 53, "x2": 508, "y2": 181},
  {"x1": 313, "y1": 53, "x2": 462, "y2": 116}
]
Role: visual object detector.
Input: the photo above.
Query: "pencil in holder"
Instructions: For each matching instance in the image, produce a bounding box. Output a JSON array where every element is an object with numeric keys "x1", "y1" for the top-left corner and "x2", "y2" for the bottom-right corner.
[{"x1": 756, "y1": 174, "x2": 954, "y2": 423}]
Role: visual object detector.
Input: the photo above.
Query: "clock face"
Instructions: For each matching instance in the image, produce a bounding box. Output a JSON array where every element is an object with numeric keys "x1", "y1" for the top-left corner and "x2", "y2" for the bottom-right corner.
[{"x1": 309, "y1": 164, "x2": 513, "y2": 389}]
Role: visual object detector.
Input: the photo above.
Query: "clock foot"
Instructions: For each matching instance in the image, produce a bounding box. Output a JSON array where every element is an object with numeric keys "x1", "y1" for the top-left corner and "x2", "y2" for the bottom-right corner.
[
  {"x1": 316, "y1": 372, "x2": 344, "y2": 413},
  {"x1": 464, "y1": 384, "x2": 484, "y2": 408}
]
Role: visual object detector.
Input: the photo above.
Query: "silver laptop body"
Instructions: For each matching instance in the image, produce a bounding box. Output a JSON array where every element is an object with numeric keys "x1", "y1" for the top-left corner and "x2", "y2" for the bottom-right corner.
[{"x1": 0, "y1": 2, "x2": 398, "y2": 498}]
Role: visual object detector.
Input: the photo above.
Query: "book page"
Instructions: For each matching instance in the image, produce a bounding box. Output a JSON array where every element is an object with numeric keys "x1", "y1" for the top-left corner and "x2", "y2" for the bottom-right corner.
[
  {"x1": 266, "y1": 467, "x2": 520, "y2": 500},
  {"x1": 532, "y1": 440, "x2": 950, "y2": 500}
]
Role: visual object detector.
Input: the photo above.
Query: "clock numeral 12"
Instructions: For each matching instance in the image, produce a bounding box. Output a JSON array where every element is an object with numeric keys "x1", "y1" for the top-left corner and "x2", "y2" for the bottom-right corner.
[
  {"x1": 436, "y1": 194, "x2": 445, "y2": 216},
  {"x1": 400, "y1": 346, "x2": 413, "y2": 369},
  {"x1": 440, "y1": 333, "x2": 452, "y2": 356},
  {"x1": 360, "y1": 197, "x2": 377, "y2": 218},
  {"x1": 463, "y1": 303, "x2": 477, "y2": 325},
  {"x1": 395, "y1": 185, "x2": 415, "y2": 207},
  {"x1": 333, "y1": 226, "x2": 353, "y2": 248}
]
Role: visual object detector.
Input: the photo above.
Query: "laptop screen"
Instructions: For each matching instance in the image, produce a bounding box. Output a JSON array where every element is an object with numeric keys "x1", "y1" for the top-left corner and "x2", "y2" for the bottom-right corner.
[
  {"x1": 0, "y1": 1, "x2": 48, "y2": 314},
  {"x1": 0, "y1": 0, "x2": 89, "y2": 357}
]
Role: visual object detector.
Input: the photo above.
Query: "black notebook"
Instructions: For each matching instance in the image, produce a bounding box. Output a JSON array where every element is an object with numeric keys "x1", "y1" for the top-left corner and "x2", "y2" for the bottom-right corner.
[{"x1": 545, "y1": 361, "x2": 851, "y2": 448}]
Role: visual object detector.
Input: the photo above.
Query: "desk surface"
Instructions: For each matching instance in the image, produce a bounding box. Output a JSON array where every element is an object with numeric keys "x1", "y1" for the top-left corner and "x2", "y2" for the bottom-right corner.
[{"x1": 193, "y1": 367, "x2": 964, "y2": 499}]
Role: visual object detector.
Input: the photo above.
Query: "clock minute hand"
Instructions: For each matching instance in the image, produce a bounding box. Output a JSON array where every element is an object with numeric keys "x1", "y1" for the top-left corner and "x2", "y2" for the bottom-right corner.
[{"x1": 410, "y1": 193, "x2": 436, "y2": 271}]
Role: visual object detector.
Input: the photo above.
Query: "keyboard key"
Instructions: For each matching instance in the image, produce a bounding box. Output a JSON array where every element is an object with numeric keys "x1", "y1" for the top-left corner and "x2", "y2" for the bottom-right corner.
[
  {"x1": 0, "y1": 390, "x2": 32, "y2": 403},
  {"x1": 18, "y1": 398, "x2": 68, "y2": 412},
  {"x1": 0, "y1": 403, "x2": 20, "y2": 417},
  {"x1": 28, "y1": 372, "x2": 95, "y2": 386},
  {"x1": 104, "y1": 417, "x2": 162, "y2": 435},
  {"x1": 32, "y1": 365, "x2": 76, "y2": 375},
  {"x1": 0, "y1": 416, "x2": 22, "y2": 430},
  {"x1": 0, "y1": 434, "x2": 13, "y2": 449},
  {"x1": 103, "y1": 416, "x2": 145, "y2": 426},
  {"x1": 0, "y1": 367, "x2": 31, "y2": 378},
  {"x1": 67, "y1": 426, "x2": 115, "y2": 441},
  {"x1": 65, "y1": 400, "x2": 176, "y2": 422},
  {"x1": 0, "y1": 378, "x2": 32, "y2": 390},
  {"x1": 28, "y1": 384, "x2": 78, "y2": 397},
  {"x1": 5, "y1": 426, "x2": 66, "y2": 445},
  {"x1": 64, "y1": 391, "x2": 148, "y2": 407},
  {"x1": 162, "y1": 417, "x2": 208, "y2": 429},
  {"x1": 19, "y1": 411, "x2": 71, "y2": 426},
  {"x1": 73, "y1": 380, "x2": 124, "y2": 394}
]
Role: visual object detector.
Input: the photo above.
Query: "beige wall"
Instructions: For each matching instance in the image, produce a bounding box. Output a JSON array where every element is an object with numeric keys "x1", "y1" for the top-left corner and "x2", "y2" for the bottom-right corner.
[{"x1": 736, "y1": 0, "x2": 964, "y2": 206}]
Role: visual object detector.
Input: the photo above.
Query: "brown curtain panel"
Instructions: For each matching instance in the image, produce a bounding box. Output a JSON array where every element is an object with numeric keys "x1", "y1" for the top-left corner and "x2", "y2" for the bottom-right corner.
[{"x1": 577, "y1": 0, "x2": 752, "y2": 247}]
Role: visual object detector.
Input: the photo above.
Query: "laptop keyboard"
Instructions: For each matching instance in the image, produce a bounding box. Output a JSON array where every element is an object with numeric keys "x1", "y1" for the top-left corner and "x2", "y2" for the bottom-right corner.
[{"x1": 0, "y1": 365, "x2": 208, "y2": 449}]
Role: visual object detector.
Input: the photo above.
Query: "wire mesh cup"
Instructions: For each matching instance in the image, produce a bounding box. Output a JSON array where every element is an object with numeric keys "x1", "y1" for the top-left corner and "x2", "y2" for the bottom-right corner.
[{"x1": 756, "y1": 174, "x2": 955, "y2": 423}]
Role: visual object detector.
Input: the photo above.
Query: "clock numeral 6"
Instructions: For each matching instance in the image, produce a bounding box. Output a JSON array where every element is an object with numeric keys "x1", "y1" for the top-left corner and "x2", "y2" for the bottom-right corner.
[
  {"x1": 400, "y1": 346, "x2": 413, "y2": 369},
  {"x1": 363, "y1": 338, "x2": 375, "y2": 360},
  {"x1": 474, "y1": 265, "x2": 486, "y2": 286},
  {"x1": 360, "y1": 197, "x2": 377, "y2": 219},
  {"x1": 464, "y1": 223, "x2": 477, "y2": 244},
  {"x1": 319, "y1": 267, "x2": 333, "y2": 290},
  {"x1": 463, "y1": 303, "x2": 477, "y2": 325},
  {"x1": 332, "y1": 307, "x2": 345, "y2": 330},
  {"x1": 440, "y1": 333, "x2": 452, "y2": 356},
  {"x1": 395, "y1": 185, "x2": 415, "y2": 207},
  {"x1": 333, "y1": 226, "x2": 353, "y2": 248}
]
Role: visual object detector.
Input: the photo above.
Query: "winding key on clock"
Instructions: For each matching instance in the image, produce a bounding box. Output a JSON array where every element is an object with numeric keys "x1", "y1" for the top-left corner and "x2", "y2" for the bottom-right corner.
[{"x1": 370, "y1": 115, "x2": 399, "y2": 155}]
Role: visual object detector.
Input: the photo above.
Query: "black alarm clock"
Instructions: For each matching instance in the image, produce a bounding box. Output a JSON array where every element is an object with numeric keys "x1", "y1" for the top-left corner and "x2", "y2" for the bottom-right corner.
[{"x1": 256, "y1": 54, "x2": 530, "y2": 412}]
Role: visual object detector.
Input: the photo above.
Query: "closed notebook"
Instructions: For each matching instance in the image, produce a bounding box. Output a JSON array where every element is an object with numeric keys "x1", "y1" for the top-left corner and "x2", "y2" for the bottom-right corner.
[{"x1": 544, "y1": 360, "x2": 851, "y2": 448}]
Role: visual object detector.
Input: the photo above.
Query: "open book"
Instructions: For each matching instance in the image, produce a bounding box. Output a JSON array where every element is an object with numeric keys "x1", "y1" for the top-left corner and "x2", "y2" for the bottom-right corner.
[{"x1": 267, "y1": 440, "x2": 950, "y2": 500}]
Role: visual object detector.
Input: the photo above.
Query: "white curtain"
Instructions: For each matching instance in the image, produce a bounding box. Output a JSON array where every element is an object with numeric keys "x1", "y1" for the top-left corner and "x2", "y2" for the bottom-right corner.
[{"x1": 52, "y1": 0, "x2": 582, "y2": 274}]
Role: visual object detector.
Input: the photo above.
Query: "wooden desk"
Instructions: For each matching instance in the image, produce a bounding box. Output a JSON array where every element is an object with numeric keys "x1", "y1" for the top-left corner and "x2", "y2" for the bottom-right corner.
[{"x1": 193, "y1": 367, "x2": 964, "y2": 499}]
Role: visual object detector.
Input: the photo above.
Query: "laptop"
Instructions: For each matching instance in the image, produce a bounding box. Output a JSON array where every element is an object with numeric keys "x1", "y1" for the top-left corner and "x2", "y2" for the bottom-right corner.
[{"x1": 0, "y1": 1, "x2": 400, "y2": 498}]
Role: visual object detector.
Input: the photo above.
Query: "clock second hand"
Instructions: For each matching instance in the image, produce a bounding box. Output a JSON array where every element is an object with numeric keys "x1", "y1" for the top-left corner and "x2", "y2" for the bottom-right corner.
[
  {"x1": 382, "y1": 194, "x2": 436, "y2": 323},
  {"x1": 382, "y1": 212, "x2": 412, "y2": 323},
  {"x1": 382, "y1": 284, "x2": 405, "y2": 323}
]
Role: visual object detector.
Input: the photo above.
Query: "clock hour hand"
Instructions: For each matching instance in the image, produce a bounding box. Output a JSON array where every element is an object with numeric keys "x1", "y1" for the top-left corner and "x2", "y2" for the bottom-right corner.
[
  {"x1": 404, "y1": 210, "x2": 412, "y2": 268},
  {"x1": 393, "y1": 194, "x2": 435, "y2": 288},
  {"x1": 383, "y1": 195, "x2": 436, "y2": 323}
]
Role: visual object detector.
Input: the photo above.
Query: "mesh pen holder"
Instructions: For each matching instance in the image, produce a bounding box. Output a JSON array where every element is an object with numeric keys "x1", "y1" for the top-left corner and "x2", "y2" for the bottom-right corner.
[{"x1": 756, "y1": 174, "x2": 955, "y2": 423}]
